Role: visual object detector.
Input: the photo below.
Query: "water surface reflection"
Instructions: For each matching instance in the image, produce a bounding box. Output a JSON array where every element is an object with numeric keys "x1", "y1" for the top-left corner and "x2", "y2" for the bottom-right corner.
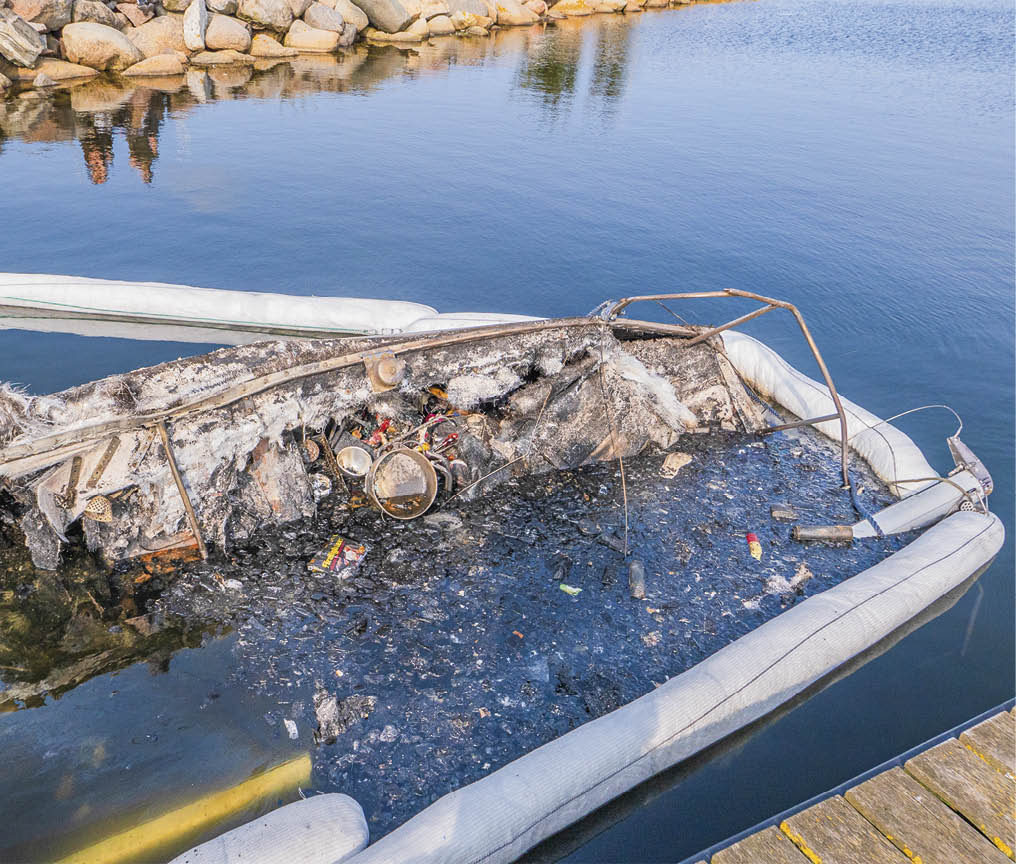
[{"x1": 1, "y1": 16, "x2": 648, "y2": 183}]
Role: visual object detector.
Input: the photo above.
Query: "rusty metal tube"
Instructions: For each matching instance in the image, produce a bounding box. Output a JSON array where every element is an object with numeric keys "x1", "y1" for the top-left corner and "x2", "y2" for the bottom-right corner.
[
  {"x1": 157, "y1": 421, "x2": 208, "y2": 560},
  {"x1": 681, "y1": 304, "x2": 776, "y2": 348},
  {"x1": 792, "y1": 525, "x2": 854, "y2": 543},
  {"x1": 760, "y1": 414, "x2": 841, "y2": 435}
]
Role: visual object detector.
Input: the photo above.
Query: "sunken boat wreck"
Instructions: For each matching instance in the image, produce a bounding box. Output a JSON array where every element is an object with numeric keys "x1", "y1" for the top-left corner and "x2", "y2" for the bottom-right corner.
[{"x1": 0, "y1": 278, "x2": 1004, "y2": 864}]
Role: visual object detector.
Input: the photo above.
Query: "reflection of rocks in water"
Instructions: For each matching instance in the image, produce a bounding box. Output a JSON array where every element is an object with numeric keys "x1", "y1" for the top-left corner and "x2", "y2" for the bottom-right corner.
[
  {"x1": 0, "y1": 15, "x2": 639, "y2": 180},
  {"x1": 513, "y1": 17, "x2": 633, "y2": 114},
  {"x1": 514, "y1": 20, "x2": 582, "y2": 107},
  {"x1": 0, "y1": 509, "x2": 208, "y2": 709},
  {"x1": 589, "y1": 15, "x2": 632, "y2": 112},
  {"x1": 152, "y1": 430, "x2": 907, "y2": 838}
]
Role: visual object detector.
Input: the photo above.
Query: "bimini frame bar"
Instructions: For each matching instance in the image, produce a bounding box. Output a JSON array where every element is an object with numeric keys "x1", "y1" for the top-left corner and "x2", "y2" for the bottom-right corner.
[{"x1": 606, "y1": 289, "x2": 852, "y2": 489}]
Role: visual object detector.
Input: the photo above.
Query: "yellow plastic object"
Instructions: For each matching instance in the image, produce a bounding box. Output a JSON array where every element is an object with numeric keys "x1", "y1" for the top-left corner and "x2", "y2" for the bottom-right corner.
[{"x1": 55, "y1": 753, "x2": 311, "y2": 864}]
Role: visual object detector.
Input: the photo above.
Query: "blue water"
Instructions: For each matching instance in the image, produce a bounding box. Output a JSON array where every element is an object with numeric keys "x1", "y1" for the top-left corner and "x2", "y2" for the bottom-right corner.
[{"x1": 0, "y1": 0, "x2": 1012, "y2": 859}]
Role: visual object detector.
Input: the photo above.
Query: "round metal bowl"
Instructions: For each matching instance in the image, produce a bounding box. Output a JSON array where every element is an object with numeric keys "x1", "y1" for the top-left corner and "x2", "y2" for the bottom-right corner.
[
  {"x1": 336, "y1": 445, "x2": 373, "y2": 478},
  {"x1": 366, "y1": 447, "x2": 438, "y2": 520}
]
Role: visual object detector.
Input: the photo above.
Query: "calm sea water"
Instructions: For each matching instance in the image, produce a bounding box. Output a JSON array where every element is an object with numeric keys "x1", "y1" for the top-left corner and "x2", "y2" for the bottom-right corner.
[{"x1": 0, "y1": 0, "x2": 1012, "y2": 860}]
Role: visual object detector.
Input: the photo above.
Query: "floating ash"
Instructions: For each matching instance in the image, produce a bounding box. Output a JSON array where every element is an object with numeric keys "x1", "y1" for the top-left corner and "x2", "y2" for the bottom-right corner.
[{"x1": 147, "y1": 425, "x2": 909, "y2": 839}]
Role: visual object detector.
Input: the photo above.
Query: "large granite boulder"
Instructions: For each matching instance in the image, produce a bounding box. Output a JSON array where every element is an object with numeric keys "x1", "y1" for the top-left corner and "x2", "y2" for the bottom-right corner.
[
  {"x1": 237, "y1": 0, "x2": 291, "y2": 32},
  {"x1": 418, "y1": 0, "x2": 448, "y2": 18},
  {"x1": 282, "y1": 17, "x2": 336, "y2": 49},
  {"x1": 493, "y1": 0, "x2": 536, "y2": 24},
  {"x1": 188, "y1": 46, "x2": 254, "y2": 62},
  {"x1": 0, "y1": 7, "x2": 45, "y2": 66},
  {"x1": 31, "y1": 56, "x2": 98, "y2": 77},
  {"x1": 446, "y1": 0, "x2": 486, "y2": 14},
  {"x1": 303, "y1": 1, "x2": 341, "y2": 30},
  {"x1": 2, "y1": 54, "x2": 98, "y2": 78},
  {"x1": 162, "y1": 0, "x2": 191, "y2": 11},
  {"x1": 182, "y1": 0, "x2": 207, "y2": 50},
  {"x1": 122, "y1": 51, "x2": 185, "y2": 74},
  {"x1": 248, "y1": 29, "x2": 294, "y2": 54},
  {"x1": 61, "y1": 21, "x2": 144, "y2": 68},
  {"x1": 72, "y1": 0, "x2": 120, "y2": 28},
  {"x1": 320, "y1": 0, "x2": 366, "y2": 30},
  {"x1": 204, "y1": 12, "x2": 249, "y2": 49},
  {"x1": 206, "y1": 0, "x2": 238, "y2": 14},
  {"x1": 547, "y1": 0, "x2": 593, "y2": 13},
  {"x1": 284, "y1": 0, "x2": 311, "y2": 16},
  {"x1": 350, "y1": 0, "x2": 410, "y2": 33},
  {"x1": 115, "y1": 2, "x2": 153, "y2": 26},
  {"x1": 126, "y1": 14, "x2": 186, "y2": 57},
  {"x1": 10, "y1": 0, "x2": 71, "y2": 30},
  {"x1": 426, "y1": 12, "x2": 451, "y2": 32}
]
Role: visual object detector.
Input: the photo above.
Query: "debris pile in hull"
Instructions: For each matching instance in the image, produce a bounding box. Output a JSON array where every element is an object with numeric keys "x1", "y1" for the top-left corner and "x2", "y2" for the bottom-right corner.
[{"x1": 0, "y1": 322, "x2": 764, "y2": 570}]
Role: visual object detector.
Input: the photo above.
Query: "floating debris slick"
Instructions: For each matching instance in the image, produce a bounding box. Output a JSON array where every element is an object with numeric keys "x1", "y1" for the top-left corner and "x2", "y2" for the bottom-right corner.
[
  {"x1": 143, "y1": 423, "x2": 907, "y2": 840},
  {"x1": 307, "y1": 535, "x2": 368, "y2": 578}
]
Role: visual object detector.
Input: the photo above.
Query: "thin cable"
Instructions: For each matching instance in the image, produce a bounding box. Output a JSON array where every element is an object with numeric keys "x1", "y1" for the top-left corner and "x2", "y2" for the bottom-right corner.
[
  {"x1": 847, "y1": 404, "x2": 963, "y2": 443},
  {"x1": 655, "y1": 299, "x2": 691, "y2": 327}
]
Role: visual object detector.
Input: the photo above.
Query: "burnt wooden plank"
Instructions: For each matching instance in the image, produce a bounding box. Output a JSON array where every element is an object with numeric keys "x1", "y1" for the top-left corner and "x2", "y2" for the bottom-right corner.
[
  {"x1": 779, "y1": 795, "x2": 908, "y2": 864},
  {"x1": 712, "y1": 825, "x2": 806, "y2": 864},
  {"x1": 906, "y1": 738, "x2": 1016, "y2": 858},
  {"x1": 960, "y1": 710, "x2": 1016, "y2": 777},
  {"x1": 845, "y1": 766, "x2": 1008, "y2": 864}
]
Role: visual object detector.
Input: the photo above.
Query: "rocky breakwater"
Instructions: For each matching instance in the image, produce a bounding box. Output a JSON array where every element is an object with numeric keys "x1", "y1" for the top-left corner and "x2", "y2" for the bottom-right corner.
[{"x1": 0, "y1": 0, "x2": 700, "y2": 90}]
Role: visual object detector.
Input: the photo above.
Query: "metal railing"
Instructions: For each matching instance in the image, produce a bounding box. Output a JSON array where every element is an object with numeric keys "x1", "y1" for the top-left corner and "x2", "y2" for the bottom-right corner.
[{"x1": 605, "y1": 289, "x2": 852, "y2": 489}]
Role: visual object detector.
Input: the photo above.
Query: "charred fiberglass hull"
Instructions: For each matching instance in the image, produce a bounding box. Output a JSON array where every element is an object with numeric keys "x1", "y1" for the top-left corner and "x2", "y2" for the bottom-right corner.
[
  {"x1": 0, "y1": 316, "x2": 765, "y2": 569},
  {"x1": 0, "y1": 292, "x2": 1002, "y2": 864}
]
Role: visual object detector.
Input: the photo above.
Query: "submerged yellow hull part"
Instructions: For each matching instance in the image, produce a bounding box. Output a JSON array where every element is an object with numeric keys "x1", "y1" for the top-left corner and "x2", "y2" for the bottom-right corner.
[{"x1": 55, "y1": 753, "x2": 311, "y2": 864}]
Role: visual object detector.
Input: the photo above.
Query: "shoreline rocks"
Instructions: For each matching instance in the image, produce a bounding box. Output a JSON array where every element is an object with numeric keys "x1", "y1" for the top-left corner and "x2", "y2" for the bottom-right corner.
[
  {"x1": 122, "y1": 51, "x2": 186, "y2": 74},
  {"x1": 126, "y1": 15, "x2": 187, "y2": 58},
  {"x1": 1, "y1": 0, "x2": 708, "y2": 87},
  {"x1": 183, "y1": 0, "x2": 208, "y2": 51},
  {"x1": 205, "y1": 12, "x2": 251, "y2": 50},
  {"x1": 0, "y1": 7, "x2": 46, "y2": 66},
  {"x1": 237, "y1": 0, "x2": 293, "y2": 32},
  {"x1": 62, "y1": 21, "x2": 143, "y2": 70},
  {"x1": 11, "y1": 0, "x2": 72, "y2": 33},
  {"x1": 249, "y1": 30, "x2": 296, "y2": 54},
  {"x1": 283, "y1": 18, "x2": 337, "y2": 50}
]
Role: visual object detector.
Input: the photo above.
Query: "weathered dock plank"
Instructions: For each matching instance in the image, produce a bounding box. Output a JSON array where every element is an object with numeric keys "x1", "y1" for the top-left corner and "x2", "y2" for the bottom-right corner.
[
  {"x1": 905, "y1": 738, "x2": 1016, "y2": 858},
  {"x1": 960, "y1": 711, "x2": 1016, "y2": 776},
  {"x1": 693, "y1": 705, "x2": 1015, "y2": 864},
  {"x1": 711, "y1": 825, "x2": 805, "y2": 864},
  {"x1": 845, "y1": 766, "x2": 1008, "y2": 864},
  {"x1": 779, "y1": 795, "x2": 909, "y2": 863}
]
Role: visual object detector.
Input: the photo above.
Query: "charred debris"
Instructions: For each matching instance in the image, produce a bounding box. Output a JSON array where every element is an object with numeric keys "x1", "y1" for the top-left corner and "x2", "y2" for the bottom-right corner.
[{"x1": 0, "y1": 320, "x2": 771, "y2": 571}]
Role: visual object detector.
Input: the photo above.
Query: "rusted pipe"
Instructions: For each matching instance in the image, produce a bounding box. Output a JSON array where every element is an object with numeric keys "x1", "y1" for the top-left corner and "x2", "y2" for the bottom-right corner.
[
  {"x1": 760, "y1": 414, "x2": 840, "y2": 435},
  {"x1": 792, "y1": 525, "x2": 854, "y2": 543},
  {"x1": 681, "y1": 304, "x2": 776, "y2": 348},
  {"x1": 157, "y1": 421, "x2": 208, "y2": 560}
]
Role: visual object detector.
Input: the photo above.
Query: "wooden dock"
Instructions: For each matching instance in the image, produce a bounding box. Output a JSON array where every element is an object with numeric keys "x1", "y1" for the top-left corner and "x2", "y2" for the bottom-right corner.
[{"x1": 689, "y1": 703, "x2": 1015, "y2": 864}]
